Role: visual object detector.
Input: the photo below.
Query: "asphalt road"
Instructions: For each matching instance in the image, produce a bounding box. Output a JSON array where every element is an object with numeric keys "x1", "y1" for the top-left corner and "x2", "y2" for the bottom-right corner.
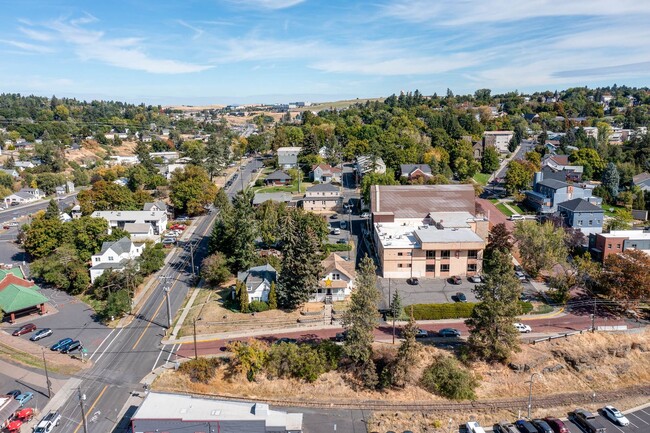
[
  {"x1": 0, "y1": 192, "x2": 79, "y2": 224},
  {"x1": 51, "y1": 211, "x2": 218, "y2": 433}
]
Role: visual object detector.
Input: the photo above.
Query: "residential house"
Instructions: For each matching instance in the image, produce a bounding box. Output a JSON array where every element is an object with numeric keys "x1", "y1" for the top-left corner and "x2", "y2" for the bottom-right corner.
[
  {"x1": 14, "y1": 161, "x2": 36, "y2": 170},
  {"x1": 482, "y1": 130, "x2": 514, "y2": 153},
  {"x1": 252, "y1": 192, "x2": 293, "y2": 206},
  {"x1": 355, "y1": 155, "x2": 386, "y2": 178},
  {"x1": 580, "y1": 126, "x2": 599, "y2": 139},
  {"x1": 400, "y1": 164, "x2": 432, "y2": 181},
  {"x1": 54, "y1": 181, "x2": 74, "y2": 196},
  {"x1": 590, "y1": 229, "x2": 650, "y2": 263},
  {"x1": 264, "y1": 170, "x2": 292, "y2": 186},
  {"x1": 525, "y1": 171, "x2": 601, "y2": 214},
  {"x1": 0, "y1": 267, "x2": 48, "y2": 323},
  {"x1": 313, "y1": 253, "x2": 355, "y2": 302},
  {"x1": 123, "y1": 223, "x2": 157, "y2": 243},
  {"x1": 149, "y1": 151, "x2": 180, "y2": 163},
  {"x1": 277, "y1": 146, "x2": 302, "y2": 169},
  {"x1": 71, "y1": 205, "x2": 82, "y2": 219},
  {"x1": 301, "y1": 183, "x2": 342, "y2": 212},
  {"x1": 0, "y1": 168, "x2": 19, "y2": 179},
  {"x1": 91, "y1": 210, "x2": 167, "y2": 237},
  {"x1": 370, "y1": 185, "x2": 489, "y2": 279},
  {"x1": 143, "y1": 201, "x2": 168, "y2": 213},
  {"x1": 310, "y1": 163, "x2": 342, "y2": 183},
  {"x1": 237, "y1": 264, "x2": 277, "y2": 303},
  {"x1": 130, "y1": 392, "x2": 302, "y2": 433},
  {"x1": 89, "y1": 237, "x2": 145, "y2": 283},
  {"x1": 108, "y1": 155, "x2": 139, "y2": 165},
  {"x1": 557, "y1": 198, "x2": 604, "y2": 236},
  {"x1": 633, "y1": 172, "x2": 650, "y2": 192},
  {"x1": 523, "y1": 113, "x2": 540, "y2": 122},
  {"x1": 3, "y1": 188, "x2": 43, "y2": 207}
]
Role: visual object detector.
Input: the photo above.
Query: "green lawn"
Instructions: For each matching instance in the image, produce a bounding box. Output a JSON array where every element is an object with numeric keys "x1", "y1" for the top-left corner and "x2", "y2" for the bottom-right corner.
[
  {"x1": 473, "y1": 172, "x2": 490, "y2": 185},
  {"x1": 253, "y1": 179, "x2": 310, "y2": 194},
  {"x1": 489, "y1": 198, "x2": 499, "y2": 204},
  {"x1": 601, "y1": 202, "x2": 626, "y2": 217},
  {"x1": 495, "y1": 203, "x2": 515, "y2": 217},
  {"x1": 508, "y1": 202, "x2": 526, "y2": 215}
]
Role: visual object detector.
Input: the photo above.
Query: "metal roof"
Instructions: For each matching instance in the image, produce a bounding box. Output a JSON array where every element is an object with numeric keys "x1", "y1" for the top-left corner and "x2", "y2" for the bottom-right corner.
[{"x1": 370, "y1": 184, "x2": 476, "y2": 218}]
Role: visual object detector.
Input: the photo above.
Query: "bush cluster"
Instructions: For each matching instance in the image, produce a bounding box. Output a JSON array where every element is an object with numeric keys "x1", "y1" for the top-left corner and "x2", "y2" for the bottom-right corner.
[
  {"x1": 408, "y1": 301, "x2": 534, "y2": 320},
  {"x1": 249, "y1": 300, "x2": 270, "y2": 312},
  {"x1": 420, "y1": 356, "x2": 478, "y2": 400},
  {"x1": 178, "y1": 357, "x2": 221, "y2": 384}
]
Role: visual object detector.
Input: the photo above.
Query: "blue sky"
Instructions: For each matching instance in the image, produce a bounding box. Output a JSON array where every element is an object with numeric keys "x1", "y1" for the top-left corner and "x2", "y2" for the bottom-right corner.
[{"x1": 1, "y1": 0, "x2": 650, "y2": 105}]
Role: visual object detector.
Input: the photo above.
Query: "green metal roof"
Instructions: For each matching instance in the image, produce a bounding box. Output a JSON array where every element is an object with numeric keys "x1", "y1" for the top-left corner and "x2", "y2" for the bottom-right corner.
[
  {"x1": 0, "y1": 283, "x2": 48, "y2": 314},
  {"x1": 0, "y1": 268, "x2": 25, "y2": 280}
]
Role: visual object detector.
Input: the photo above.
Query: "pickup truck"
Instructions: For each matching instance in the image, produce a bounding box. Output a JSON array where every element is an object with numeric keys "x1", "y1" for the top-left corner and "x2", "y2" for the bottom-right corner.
[
  {"x1": 571, "y1": 409, "x2": 606, "y2": 433},
  {"x1": 34, "y1": 411, "x2": 61, "y2": 433}
]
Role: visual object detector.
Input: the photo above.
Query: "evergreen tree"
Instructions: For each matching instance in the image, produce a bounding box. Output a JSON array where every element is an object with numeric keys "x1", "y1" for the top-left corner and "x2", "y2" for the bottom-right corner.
[
  {"x1": 237, "y1": 280, "x2": 249, "y2": 313},
  {"x1": 392, "y1": 307, "x2": 419, "y2": 387},
  {"x1": 213, "y1": 187, "x2": 231, "y2": 213},
  {"x1": 228, "y1": 190, "x2": 258, "y2": 273},
  {"x1": 44, "y1": 198, "x2": 60, "y2": 220},
  {"x1": 277, "y1": 209, "x2": 322, "y2": 309},
  {"x1": 466, "y1": 248, "x2": 522, "y2": 364},
  {"x1": 268, "y1": 281, "x2": 277, "y2": 309},
  {"x1": 601, "y1": 162, "x2": 620, "y2": 199},
  {"x1": 342, "y1": 255, "x2": 380, "y2": 388},
  {"x1": 389, "y1": 291, "x2": 402, "y2": 318}
]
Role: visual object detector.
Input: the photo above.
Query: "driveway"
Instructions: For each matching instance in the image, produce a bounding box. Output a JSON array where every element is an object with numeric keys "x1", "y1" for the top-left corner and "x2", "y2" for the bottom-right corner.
[{"x1": 376, "y1": 277, "x2": 479, "y2": 308}]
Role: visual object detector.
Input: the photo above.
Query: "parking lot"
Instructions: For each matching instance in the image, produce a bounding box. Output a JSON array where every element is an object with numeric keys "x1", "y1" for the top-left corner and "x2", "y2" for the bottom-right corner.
[
  {"x1": 0, "y1": 363, "x2": 56, "y2": 416},
  {"x1": 1, "y1": 288, "x2": 113, "y2": 360}
]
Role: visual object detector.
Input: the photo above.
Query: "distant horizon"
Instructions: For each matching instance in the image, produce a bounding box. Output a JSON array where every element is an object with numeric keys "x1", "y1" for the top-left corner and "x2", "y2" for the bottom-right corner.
[{"x1": 2, "y1": 1, "x2": 649, "y2": 104}]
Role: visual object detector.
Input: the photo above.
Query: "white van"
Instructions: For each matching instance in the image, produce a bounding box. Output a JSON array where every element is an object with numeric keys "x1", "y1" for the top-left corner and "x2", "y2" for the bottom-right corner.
[{"x1": 508, "y1": 214, "x2": 524, "y2": 221}]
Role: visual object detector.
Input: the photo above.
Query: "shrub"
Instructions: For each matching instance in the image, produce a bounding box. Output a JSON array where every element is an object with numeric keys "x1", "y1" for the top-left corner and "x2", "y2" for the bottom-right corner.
[
  {"x1": 315, "y1": 340, "x2": 342, "y2": 371},
  {"x1": 519, "y1": 301, "x2": 533, "y2": 314},
  {"x1": 254, "y1": 179, "x2": 264, "y2": 187},
  {"x1": 420, "y1": 356, "x2": 478, "y2": 400},
  {"x1": 408, "y1": 303, "x2": 475, "y2": 320},
  {"x1": 178, "y1": 357, "x2": 220, "y2": 384},
  {"x1": 249, "y1": 300, "x2": 270, "y2": 312},
  {"x1": 228, "y1": 340, "x2": 268, "y2": 381},
  {"x1": 267, "y1": 343, "x2": 325, "y2": 382}
]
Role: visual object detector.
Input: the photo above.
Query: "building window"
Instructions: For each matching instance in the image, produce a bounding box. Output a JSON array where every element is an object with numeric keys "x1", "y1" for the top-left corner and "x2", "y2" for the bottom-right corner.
[
  {"x1": 407, "y1": 263, "x2": 412, "y2": 268},
  {"x1": 425, "y1": 264, "x2": 435, "y2": 272},
  {"x1": 608, "y1": 244, "x2": 612, "y2": 249},
  {"x1": 467, "y1": 263, "x2": 477, "y2": 272},
  {"x1": 397, "y1": 264, "x2": 403, "y2": 268},
  {"x1": 407, "y1": 252, "x2": 412, "y2": 256},
  {"x1": 440, "y1": 264, "x2": 450, "y2": 272},
  {"x1": 577, "y1": 220, "x2": 583, "y2": 226},
  {"x1": 588, "y1": 220, "x2": 593, "y2": 225},
  {"x1": 426, "y1": 250, "x2": 435, "y2": 259},
  {"x1": 108, "y1": 256, "x2": 114, "y2": 261},
  {"x1": 631, "y1": 243, "x2": 637, "y2": 249},
  {"x1": 468, "y1": 250, "x2": 478, "y2": 259},
  {"x1": 397, "y1": 252, "x2": 403, "y2": 256},
  {"x1": 616, "y1": 244, "x2": 621, "y2": 249},
  {"x1": 441, "y1": 250, "x2": 450, "y2": 259},
  {"x1": 94, "y1": 258, "x2": 100, "y2": 262}
]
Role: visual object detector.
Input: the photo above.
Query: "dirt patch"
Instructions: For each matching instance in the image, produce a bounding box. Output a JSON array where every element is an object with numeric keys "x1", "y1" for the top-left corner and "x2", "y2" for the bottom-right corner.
[{"x1": 0, "y1": 332, "x2": 88, "y2": 375}]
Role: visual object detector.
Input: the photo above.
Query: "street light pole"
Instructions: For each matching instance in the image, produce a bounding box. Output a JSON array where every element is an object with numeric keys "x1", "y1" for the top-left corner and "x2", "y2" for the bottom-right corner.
[
  {"x1": 164, "y1": 286, "x2": 172, "y2": 329},
  {"x1": 78, "y1": 388, "x2": 88, "y2": 433},
  {"x1": 526, "y1": 372, "x2": 540, "y2": 419}
]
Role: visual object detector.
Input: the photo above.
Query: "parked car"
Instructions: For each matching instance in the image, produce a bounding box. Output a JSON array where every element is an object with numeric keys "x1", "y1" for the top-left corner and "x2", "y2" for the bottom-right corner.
[
  {"x1": 15, "y1": 392, "x2": 34, "y2": 406},
  {"x1": 12, "y1": 323, "x2": 36, "y2": 336},
  {"x1": 50, "y1": 338, "x2": 73, "y2": 351},
  {"x1": 543, "y1": 417, "x2": 569, "y2": 433},
  {"x1": 570, "y1": 409, "x2": 607, "y2": 433},
  {"x1": 465, "y1": 421, "x2": 487, "y2": 433},
  {"x1": 170, "y1": 224, "x2": 186, "y2": 230},
  {"x1": 456, "y1": 292, "x2": 467, "y2": 302},
  {"x1": 331, "y1": 228, "x2": 341, "y2": 235},
  {"x1": 30, "y1": 328, "x2": 53, "y2": 341},
  {"x1": 339, "y1": 220, "x2": 347, "y2": 229},
  {"x1": 514, "y1": 322, "x2": 532, "y2": 333},
  {"x1": 515, "y1": 419, "x2": 538, "y2": 433},
  {"x1": 450, "y1": 275, "x2": 462, "y2": 285},
  {"x1": 336, "y1": 238, "x2": 347, "y2": 244},
  {"x1": 494, "y1": 421, "x2": 520, "y2": 433},
  {"x1": 515, "y1": 271, "x2": 528, "y2": 281},
  {"x1": 335, "y1": 330, "x2": 348, "y2": 342},
  {"x1": 406, "y1": 277, "x2": 419, "y2": 285},
  {"x1": 601, "y1": 405, "x2": 630, "y2": 426},
  {"x1": 468, "y1": 275, "x2": 483, "y2": 283},
  {"x1": 438, "y1": 328, "x2": 461, "y2": 337},
  {"x1": 176, "y1": 216, "x2": 189, "y2": 222},
  {"x1": 61, "y1": 340, "x2": 82, "y2": 354},
  {"x1": 274, "y1": 337, "x2": 298, "y2": 345},
  {"x1": 531, "y1": 419, "x2": 554, "y2": 433},
  {"x1": 6, "y1": 390, "x2": 21, "y2": 398},
  {"x1": 509, "y1": 214, "x2": 524, "y2": 221},
  {"x1": 415, "y1": 329, "x2": 429, "y2": 338},
  {"x1": 33, "y1": 411, "x2": 61, "y2": 433},
  {"x1": 162, "y1": 238, "x2": 176, "y2": 246},
  {"x1": 360, "y1": 212, "x2": 370, "y2": 218}
]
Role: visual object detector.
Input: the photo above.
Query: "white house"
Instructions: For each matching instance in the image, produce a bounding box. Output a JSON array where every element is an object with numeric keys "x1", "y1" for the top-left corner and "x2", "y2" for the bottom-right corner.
[
  {"x1": 123, "y1": 222, "x2": 158, "y2": 243},
  {"x1": 143, "y1": 201, "x2": 169, "y2": 214},
  {"x1": 108, "y1": 155, "x2": 139, "y2": 165},
  {"x1": 277, "y1": 146, "x2": 302, "y2": 169},
  {"x1": 355, "y1": 155, "x2": 386, "y2": 177},
  {"x1": 0, "y1": 168, "x2": 19, "y2": 178},
  {"x1": 311, "y1": 163, "x2": 342, "y2": 183},
  {"x1": 14, "y1": 161, "x2": 36, "y2": 170},
  {"x1": 3, "y1": 188, "x2": 43, "y2": 206},
  {"x1": 302, "y1": 183, "x2": 342, "y2": 212},
  {"x1": 91, "y1": 210, "x2": 168, "y2": 238},
  {"x1": 237, "y1": 264, "x2": 277, "y2": 303},
  {"x1": 313, "y1": 253, "x2": 356, "y2": 302},
  {"x1": 89, "y1": 237, "x2": 145, "y2": 283}
]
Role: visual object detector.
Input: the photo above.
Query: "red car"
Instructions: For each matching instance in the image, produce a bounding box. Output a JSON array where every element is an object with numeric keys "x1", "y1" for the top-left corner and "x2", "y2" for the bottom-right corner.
[
  {"x1": 544, "y1": 417, "x2": 568, "y2": 433},
  {"x1": 12, "y1": 323, "x2": 36, "y2": 336},
  {"x1": 170, "y1": 224, "x2": 186, "y2": 231}
]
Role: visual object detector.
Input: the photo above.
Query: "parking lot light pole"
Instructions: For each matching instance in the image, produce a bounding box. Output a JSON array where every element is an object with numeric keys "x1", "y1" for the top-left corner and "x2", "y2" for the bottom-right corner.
[{"x1": 526, "y1": 372, "x2": 540, "y2": 419}]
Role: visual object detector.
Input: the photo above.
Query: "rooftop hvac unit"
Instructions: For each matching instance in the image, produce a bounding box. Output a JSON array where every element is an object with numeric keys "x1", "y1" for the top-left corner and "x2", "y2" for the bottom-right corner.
[{"x1": 385, "y1": 242, "x2": 392, "y2": 246}]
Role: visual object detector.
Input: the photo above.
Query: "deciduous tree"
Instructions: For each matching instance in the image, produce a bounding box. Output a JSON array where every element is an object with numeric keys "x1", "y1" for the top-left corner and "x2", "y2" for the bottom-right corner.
[
  {"x1": 480, "y1": 145, "x2": 500, "y2": 174},
  {"x1": 169, "y1": 166, "x2": 218, "y2": 216},
  {"x1": 201, "y1": 252, "x2": 231, "y2": 287},
  {"x1": 599, "y1": 249, "x2": 650, "y2": 307},
  {"x1": 513, "y1": 221, "x2": 567, "y2": 277}
]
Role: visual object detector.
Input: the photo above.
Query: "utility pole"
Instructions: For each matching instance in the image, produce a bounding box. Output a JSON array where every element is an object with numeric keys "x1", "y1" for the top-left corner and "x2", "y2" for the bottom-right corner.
[
  {"x1": 591, "y1": 297, "x2": 596, "y2": 333},
  {"x1": 526, "y1": 373, "x2": 540, "y2": 419},
  {"x1": 193, "y1": 318, "x2": 198, "y2": 360},
  {"x1": 78, "y1": 388, "x2": 88, "y2": 433},
  {"x1": 42, "y1": 349, "x2": 52, "y2": 399},
  {"x1": 164, "y1": 286, "x2": 172, "y2": 329}
]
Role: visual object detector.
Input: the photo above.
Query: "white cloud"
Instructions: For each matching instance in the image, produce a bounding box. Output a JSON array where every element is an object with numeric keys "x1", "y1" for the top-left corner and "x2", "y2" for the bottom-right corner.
[
  {"x1": 177, "y1": 20, "x2": 205, "y2": 40},
  {"x1": 228, "y1": 0, "x2": 305, "y2": 10},
  {"x1": 312, "y1": 54, "x2": 478, "y2": 76},
  {"x1": 0, "y1": 39, "x2": 53, "y2": 54},
  {"x1": 383, "y1": 0, "x2": 650, "y2": 25},
  {"x1": 21, "y1": 18, "x2": 211, "y2": 74}
]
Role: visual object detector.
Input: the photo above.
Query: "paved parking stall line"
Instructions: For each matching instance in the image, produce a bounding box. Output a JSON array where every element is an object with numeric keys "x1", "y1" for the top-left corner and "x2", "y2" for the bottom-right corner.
[{"x1": 629, "y1": 412, "x2": 649, "y2": 425}]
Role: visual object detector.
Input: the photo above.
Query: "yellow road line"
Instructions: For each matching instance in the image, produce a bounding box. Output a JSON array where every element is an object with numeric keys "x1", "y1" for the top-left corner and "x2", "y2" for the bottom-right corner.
[{"x1": 72, "y1": 385, "x2": 108, "y2": 433}]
